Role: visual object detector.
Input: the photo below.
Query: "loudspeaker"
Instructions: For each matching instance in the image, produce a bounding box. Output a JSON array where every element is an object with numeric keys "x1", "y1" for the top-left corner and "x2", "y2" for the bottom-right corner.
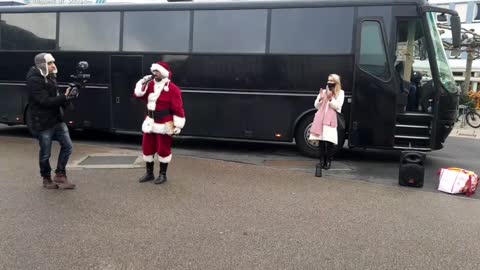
[{"x1": 399, "y1": 151, "x2": 425, "y2": 188}]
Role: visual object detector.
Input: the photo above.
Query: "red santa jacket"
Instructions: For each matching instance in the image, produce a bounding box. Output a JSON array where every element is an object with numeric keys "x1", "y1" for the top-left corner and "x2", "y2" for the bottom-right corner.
[{"x1": 133, "y1": 63, "x2": 185, "y2": 134}]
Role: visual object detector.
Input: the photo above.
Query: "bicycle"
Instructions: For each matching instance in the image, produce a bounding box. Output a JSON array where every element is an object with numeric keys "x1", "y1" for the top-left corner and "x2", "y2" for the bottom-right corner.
[{"x1": 457, "y1": 102, "x2": 480, "y2": 129}]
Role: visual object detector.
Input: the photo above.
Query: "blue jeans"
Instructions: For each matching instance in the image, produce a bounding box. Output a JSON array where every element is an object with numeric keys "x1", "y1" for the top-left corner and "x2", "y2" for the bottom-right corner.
[
  {"x1": 35, "y1": 122, "x2": 73, "y2": 177},
  {"x1": 407, "y1": 85, "x2": 418, "y2": 111}
]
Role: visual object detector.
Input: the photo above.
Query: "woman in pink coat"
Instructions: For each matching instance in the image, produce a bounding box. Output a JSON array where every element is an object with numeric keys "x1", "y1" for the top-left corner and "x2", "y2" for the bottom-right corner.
[{"x1": 309, "y1": 74, "x2": 345, "y2": 170}]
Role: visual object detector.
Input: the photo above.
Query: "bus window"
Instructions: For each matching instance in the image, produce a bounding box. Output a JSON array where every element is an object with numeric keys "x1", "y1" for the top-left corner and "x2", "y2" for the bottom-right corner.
[
  {"x1": 270, "y1": 7, "x2": 353, "y2": 54},
  {"x1": 192, "y1": 9, "x2": 267, "y2": 54},
  {"x1": 358, "y1": 21, "x2": 390, "y2": 80},
  {"x1": 59, "y1": 12, "x2": 120, "y2": 51},
  {"x1": 0, "y1": 13, "x2": 56, "y2": 50},
  {"x1": 123, "y1": 11, "x2": 190, "y2": 53}
]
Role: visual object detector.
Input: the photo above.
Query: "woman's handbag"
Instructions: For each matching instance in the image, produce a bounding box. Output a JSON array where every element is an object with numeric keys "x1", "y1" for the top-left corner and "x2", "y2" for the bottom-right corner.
[{"x1": 336, "y1": 112, "x2": 345, "y2": 130}]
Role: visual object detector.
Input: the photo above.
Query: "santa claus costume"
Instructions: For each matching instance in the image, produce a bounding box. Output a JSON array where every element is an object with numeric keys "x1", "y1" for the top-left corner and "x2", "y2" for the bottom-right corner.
[{"x1": 134, "y1": 61, "x2": 185, "y2": 184}]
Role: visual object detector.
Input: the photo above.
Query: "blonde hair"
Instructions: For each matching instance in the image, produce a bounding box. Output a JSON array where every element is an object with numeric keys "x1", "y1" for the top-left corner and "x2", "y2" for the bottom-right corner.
[{"x1": 328, "y1": 74, "x2": 342, "y2": 97}]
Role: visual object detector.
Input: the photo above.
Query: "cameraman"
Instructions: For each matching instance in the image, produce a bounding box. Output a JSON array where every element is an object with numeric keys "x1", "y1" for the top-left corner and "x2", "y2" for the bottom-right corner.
[{"x1": 26, "y1": 53, "x2": 76, "y2": 189}]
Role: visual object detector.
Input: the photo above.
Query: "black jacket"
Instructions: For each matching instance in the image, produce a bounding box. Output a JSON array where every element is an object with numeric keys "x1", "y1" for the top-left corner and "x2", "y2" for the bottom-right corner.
[{"x1": 26, "y1": 67, "x2": 67, "y2": 132}]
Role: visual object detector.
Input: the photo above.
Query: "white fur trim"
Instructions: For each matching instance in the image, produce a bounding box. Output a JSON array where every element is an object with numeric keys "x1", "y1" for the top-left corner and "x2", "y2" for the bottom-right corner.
[
  {"x1": 157, "y1": 154, "x2": 172, "y2": 163},
  {"x1": 38, "y1": 66, "x2": 47, "y2": 77},
  {"x1": 146, "y1": 78, "x2": 169, "y2": 110},
  {"x1": 142, "y1": 117, "x2": 155, "y2": 133},
  {"x1": 160, "y1": 78, "x2": 170, "y2": 92},
  {"x1": 142, "y1": 116, "x2": 174, "y2": 134},
  {"x1": 134, "y1": 80, "x2": 147, "y2": 97},
  {"x1": 173, "y1": 115, "x2": 186, "y2": 129},
  {"x1": 143, "y1": 155, "x2": 154, "y2": 162},
  {"x1": 150, "y1": 64, "x2": 169, "y2": 78},
  {"x1": 45, "y1": 54, "x2": 56, "y2": 77}
]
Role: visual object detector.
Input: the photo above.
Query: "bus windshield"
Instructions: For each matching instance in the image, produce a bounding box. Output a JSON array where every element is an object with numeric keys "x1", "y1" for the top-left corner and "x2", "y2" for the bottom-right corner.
[{"x1": 425, "y1": 12, "x2": 457, "y2": 94}]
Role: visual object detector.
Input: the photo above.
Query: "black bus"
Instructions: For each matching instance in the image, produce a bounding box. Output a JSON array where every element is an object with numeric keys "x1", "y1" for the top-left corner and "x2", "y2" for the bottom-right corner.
[{"x1": 0, "y1": 0, "x2": 461, "y2": 157}]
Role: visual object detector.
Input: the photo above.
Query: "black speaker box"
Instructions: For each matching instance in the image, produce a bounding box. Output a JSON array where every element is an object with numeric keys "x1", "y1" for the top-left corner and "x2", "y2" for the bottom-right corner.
[{"x1": 399, "y1": 151, "x2": 425, "y2": 188}]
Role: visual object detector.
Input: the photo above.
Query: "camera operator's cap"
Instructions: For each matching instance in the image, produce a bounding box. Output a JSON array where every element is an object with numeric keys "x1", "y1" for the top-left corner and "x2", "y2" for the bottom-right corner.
[{"x1": 34, "y1": 53, "x2": 55, "y2": 77}]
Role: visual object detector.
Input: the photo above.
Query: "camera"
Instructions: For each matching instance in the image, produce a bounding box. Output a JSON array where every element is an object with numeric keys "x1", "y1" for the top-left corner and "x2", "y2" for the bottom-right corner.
[{"x1": 67, "y1": 61, "x2": 90, "y2": 98}]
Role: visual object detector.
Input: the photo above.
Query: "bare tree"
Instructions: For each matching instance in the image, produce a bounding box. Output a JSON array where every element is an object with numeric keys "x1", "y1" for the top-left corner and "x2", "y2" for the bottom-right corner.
[{"x1": 439, "y1": 24, "x2": 480, "y2": 94}]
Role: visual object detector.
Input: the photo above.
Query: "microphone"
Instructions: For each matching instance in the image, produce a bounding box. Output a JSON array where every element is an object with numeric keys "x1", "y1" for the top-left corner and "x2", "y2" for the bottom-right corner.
[{"x1": 143, "y1": 74, "x2": 155, "y2": 85}]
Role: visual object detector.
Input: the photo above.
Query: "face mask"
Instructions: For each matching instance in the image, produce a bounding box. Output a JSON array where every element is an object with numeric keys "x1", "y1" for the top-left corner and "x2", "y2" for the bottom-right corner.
[{"x1": 327, "y1": 83, "x2": 336, "y2": 89}]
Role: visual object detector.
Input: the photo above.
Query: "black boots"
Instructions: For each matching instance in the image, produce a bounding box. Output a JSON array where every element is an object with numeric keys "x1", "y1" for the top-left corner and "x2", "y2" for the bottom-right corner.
[
  {"x1": 139, "y1": 162, "x2": 155, "y2": 183},
  {"x1": 316, "y1": 141, "x2": 333, "y2": 175},
  {"x1": 139, "y1": 162, "x2": 168, "y2": 184},
  {"x1": 153, "y1": 162, "x2": 168, "y2": 185}
]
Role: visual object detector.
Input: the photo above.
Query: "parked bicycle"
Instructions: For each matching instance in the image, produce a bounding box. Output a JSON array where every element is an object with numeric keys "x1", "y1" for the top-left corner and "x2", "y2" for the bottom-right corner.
[{"x1": 457, "y1": 102, "x2": 480, "y2": 128}]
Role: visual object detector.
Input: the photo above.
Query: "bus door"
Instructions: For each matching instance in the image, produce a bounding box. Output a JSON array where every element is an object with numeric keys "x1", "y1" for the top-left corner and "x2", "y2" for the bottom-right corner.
[
  {"x1": 111, "y1": 55, "x2": 145, "y2": 131},
  {"x1": 349, "y1": 18, "x2": 398, "y2": 148}
]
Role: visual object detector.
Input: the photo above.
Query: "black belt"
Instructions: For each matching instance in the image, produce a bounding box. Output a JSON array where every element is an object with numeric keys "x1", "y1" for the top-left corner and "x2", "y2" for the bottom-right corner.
[{"x1": 147, "y1": 109, "x2": 172, "y2": 120}]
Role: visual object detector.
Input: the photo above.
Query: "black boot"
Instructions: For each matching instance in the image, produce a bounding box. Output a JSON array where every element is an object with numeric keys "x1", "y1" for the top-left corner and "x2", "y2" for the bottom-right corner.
[
  {"x1": 323, "y1": 142, "x2": 334, "y2": 170},
  {"x1": 154, "y1": 162, "x2": 168, "y2": 184},
  {"x1": 139, "y1": 162, "x2": 154, "y2": 183},
  {"x1": 322, "y1": 155, "x2": 328, "y2": 169},
  {"x1": 315, "y1": 145, "x2": 323, "y2": 177},
  {"x1": 324, "y1": 157, "x2": 332, "y2": 170}
]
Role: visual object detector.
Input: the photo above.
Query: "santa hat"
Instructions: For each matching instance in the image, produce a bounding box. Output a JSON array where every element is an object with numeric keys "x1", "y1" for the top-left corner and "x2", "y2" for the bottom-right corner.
[
  {"x1": 150, "y1": 61, "x2": 171, "y2": 91},
  {"x1": 34, "y1": 53, "x2": 57, "y2": 77}
]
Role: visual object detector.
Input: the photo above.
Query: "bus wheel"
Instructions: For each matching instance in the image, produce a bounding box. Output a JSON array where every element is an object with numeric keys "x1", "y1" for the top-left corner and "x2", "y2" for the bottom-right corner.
[
  {"x1": 295, "y1": 113, "x2": 347, "y2": 158},
  {"x1": 294, "y1": 114, "x2": 319, "y2": 158}
]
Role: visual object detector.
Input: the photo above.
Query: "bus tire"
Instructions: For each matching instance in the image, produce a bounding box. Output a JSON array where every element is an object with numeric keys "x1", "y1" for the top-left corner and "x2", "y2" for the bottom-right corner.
[
  {"x1": 295, "y1": 113, "x2": 346, "y2": 158},
  {"x1": 295, "y1": 114, "x2": 318, "y2": 158}
]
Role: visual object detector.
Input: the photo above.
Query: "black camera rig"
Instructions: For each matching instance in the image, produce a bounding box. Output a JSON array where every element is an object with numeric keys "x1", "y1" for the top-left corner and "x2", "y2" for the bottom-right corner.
[{"x1": 67, "y1": 61, "x2": 90, "y2": 98}]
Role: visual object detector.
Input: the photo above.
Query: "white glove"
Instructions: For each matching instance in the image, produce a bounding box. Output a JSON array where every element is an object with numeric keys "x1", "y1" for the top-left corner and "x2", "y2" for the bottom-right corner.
[
  {"x1": 141, "y1": 75, "x2": 153, "y2": 84},
  {"x1": 172, "y1": 127, "x2": 181, "y2": 135}
]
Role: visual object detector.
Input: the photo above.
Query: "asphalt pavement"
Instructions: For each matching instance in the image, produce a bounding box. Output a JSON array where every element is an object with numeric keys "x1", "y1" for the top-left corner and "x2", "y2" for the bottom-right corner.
[{"x1": 0, "y1": 130, "x2": 479, "y2": 270}]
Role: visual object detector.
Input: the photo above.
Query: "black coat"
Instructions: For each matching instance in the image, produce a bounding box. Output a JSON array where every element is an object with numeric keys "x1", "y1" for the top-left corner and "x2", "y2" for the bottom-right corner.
[{"x1": 26, "y1": 67, "x2": 67, "y2": 132}]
